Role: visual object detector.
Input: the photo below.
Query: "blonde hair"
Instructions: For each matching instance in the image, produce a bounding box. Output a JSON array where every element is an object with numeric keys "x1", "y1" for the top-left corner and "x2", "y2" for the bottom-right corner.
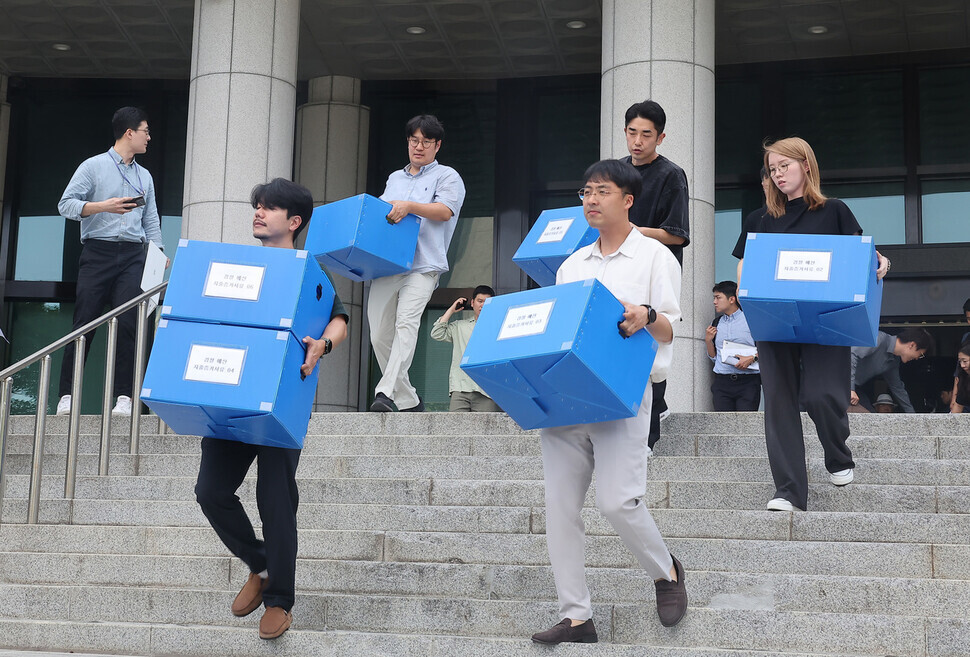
[{"x1": 763, "y1": 137, "x2": 827, "y2": 218}]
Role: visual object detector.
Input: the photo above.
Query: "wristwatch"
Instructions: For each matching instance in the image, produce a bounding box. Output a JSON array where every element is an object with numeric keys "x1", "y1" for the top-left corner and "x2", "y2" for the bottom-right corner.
[
  {"x1": 322, "y1": 337, "x2": 333, "y2": 356},
  {"x1": 641, "y1": 304, "x2": 657, "y2": 326}
]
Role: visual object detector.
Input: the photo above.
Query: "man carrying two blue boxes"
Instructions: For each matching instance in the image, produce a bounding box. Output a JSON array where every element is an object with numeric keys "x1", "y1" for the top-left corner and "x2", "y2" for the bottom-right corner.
[{"x1": 192, "y1": 180, "x2": 349, "y2": 640}]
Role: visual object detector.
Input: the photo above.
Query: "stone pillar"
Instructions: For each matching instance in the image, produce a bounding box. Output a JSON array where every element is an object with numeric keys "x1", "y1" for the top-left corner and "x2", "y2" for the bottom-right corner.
[
  {"x1": 601, "y1": 0, "x2": 716, "y2": 412},
  {"x1": 182, "y1": 0, "x2": 300, "y2": 245},
  {"x1": 0, "y1": 75, "x2": 10, "y2": 207},
  {"x1": 295, "y1": 76, "x2": 370, "y2": 412}
]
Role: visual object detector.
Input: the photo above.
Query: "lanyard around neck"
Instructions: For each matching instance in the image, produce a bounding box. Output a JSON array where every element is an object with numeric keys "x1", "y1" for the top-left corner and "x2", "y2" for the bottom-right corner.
[{"x1": 114, "y1": 157, "x2": 145, "y2": 196}]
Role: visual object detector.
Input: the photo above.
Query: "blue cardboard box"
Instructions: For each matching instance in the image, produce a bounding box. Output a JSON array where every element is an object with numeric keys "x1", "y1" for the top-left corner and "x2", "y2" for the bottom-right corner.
[
  {"x1": 161, "y1": 240, "x2": 335, "y2": 341},
  {"x1": 459, "y1": 278, "x2": 657, "y2": 430},
  {"x1": 512, "y1": 206, "x2": 599, "y2": 287},
  {"x1": 141, "y1": 319, "x2": 318, "y2": 449},
  {"x1": 738, "y1": 233, "x2": 882, "y2": 347},
  {"x1": 304, "y1": 194, "x2": 420, "y2": 281}
]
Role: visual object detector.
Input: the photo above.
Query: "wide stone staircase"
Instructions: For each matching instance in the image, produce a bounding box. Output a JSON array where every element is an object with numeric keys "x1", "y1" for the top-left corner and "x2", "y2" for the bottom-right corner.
[{"x1": 0, "y1": 411, "x2": 968, "y2": 656}]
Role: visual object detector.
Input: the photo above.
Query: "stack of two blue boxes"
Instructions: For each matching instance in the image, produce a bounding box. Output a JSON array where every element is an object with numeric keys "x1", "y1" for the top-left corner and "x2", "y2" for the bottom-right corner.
[{"x1": 142, "y1": 240, "x2": 336, "y2": 449}]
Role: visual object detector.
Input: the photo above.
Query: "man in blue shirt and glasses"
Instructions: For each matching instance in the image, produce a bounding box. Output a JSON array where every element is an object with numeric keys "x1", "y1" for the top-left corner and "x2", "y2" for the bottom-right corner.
[{"x1": 56, "y1": 106, "x2": 166, "y2": 417}]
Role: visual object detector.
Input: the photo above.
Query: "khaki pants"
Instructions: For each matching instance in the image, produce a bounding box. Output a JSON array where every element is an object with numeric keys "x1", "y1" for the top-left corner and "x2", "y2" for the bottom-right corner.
[
  {"x1": 367, "y1": 271, "x2": 439, "y2": 409},
  {"x1": 540, "y1": 386, "x2": 673, "y2": 620},
  {"x1": 449, "y1": 391, "x2": 501, "y2": 412}
]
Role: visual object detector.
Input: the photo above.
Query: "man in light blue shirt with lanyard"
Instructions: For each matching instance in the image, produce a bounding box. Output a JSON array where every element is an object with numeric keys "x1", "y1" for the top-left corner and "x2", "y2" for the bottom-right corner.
[
  {"x1": 55, "y1": 106, "x2": 166, "y2": 417},
  {"x1": 704, "y1": 280, "x2": 760, "y2": 411},
  {"x1": 368, "y1": 114, "x2": 466, "y2": 412}
]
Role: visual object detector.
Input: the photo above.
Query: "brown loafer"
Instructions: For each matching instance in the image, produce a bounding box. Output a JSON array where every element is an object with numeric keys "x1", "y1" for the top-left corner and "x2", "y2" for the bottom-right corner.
[
  {"x1": 259, "y1": 606, "x2": 292, "y2": 640},
  {"x1": 531, "y1": 618, "x2": 597, "y2": 644},
  {"x1": 231, "y1": 572, "x2": 269, "y2": 617},
  {"x1": 655, "y1": 554, "x2": 688, "y2": 627}
]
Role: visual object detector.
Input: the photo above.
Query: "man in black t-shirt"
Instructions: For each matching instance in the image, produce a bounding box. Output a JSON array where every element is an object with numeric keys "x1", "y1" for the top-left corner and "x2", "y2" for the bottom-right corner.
[{"x1": 620, "y1": 100, "x2": 690, "y2": 450}]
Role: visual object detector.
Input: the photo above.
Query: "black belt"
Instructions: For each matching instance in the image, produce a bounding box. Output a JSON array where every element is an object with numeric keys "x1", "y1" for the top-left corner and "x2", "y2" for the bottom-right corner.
[{"x1": 715, "y1": 373, "x2": 760, "y2": 381}]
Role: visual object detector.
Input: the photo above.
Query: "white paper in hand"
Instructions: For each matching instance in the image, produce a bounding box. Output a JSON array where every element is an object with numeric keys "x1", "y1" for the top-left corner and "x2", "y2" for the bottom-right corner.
[
  {"x1": 141, "y1": 242, "x2": 167, "y2": 313},
  {"x1": 721, "y1": 340, "x2": 759, "y2": 372}
]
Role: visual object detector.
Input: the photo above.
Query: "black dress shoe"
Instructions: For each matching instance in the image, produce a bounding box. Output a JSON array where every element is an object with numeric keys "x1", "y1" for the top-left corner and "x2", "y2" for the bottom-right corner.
[
  {"x1": 400, "y1": 398, "x2": 425, "y2": 412},
  {"x1": 370, "y1": 392, "x2": 395, "y2": 412},
  {"x1": 655, "y1": 554, "x2": 688, "y2": 627},
  {"x1": 531, "y1": 618, "x2": 597, "y2": 645}
]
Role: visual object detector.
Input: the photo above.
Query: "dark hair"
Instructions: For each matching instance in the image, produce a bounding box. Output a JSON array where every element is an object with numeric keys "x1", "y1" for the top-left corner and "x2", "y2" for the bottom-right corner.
[
  {"x1": 405, "y1": 114, "x2": 444, "y2": 142},
  {"x1": 896, "y1": 328, "x2": 934, "y2": 354},
  {"x1": 250, "y1": 178, "x2": 313, "y2": 241},
  {"x1": 583, "y1": 159, "x2": 642, "y2": 201},
  {"x1": 958, "y1": 342, "x2": 970, "y2": 402},
  {"x1": 624, "y1": 100, "x2": 666, "y2": 133},
  {"x1": 472, "y1": 285, "x2": 495, "y2": 299},
  {"x1": 112, "y1": 106, "x2": 149, "y2": 141},
  {"x1": 712, "y1": 280, "x2": 739, "y2": 300},
  {"x1": 963, "y1": 298, "x2": 970, "y2": 314}
]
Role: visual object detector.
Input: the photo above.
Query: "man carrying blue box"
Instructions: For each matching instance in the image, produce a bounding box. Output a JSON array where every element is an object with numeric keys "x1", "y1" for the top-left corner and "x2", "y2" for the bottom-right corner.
[
  {"x1": 530, "y1": 160, "x2": 687, "y2": 645},
  {"x1": 368, "y1": 114, "x2": 466, "y2": 412},
  {"x1": 194, "y1": 179, "x2": 348, "y2": 640}
]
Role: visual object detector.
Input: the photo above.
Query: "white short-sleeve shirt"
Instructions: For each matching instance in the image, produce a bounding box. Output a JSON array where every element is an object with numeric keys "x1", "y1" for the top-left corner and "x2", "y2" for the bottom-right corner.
[{"x1": 556, "y1": 226, "x2": 682, "y2": 383}]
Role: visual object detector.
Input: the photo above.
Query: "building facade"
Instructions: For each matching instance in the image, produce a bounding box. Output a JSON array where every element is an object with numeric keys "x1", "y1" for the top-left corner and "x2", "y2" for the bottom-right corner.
[{"x1": 1, "y1": 1, "x2": 968, "y2": 414}]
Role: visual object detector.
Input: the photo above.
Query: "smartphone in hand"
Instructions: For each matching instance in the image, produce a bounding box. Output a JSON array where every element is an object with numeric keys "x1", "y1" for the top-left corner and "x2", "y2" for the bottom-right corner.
[{"x1": 127, "y1": 196, "x2": 146, "y2": 207}]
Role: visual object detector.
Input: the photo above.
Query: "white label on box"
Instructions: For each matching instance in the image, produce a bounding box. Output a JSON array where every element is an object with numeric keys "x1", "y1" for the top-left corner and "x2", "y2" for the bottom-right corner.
[
  {"x1": 203, "y1": 262, "x2": 265, "y2": 301},
  {"x1": 775, "y1": 250, "x2": 832, "y2": 282},
  {"x1": 498, "y1": 300, "x2": 555, "y2": 340},
  {"x1": 184, "y1": 344, "x2": 247, "y2": 385},
  {"x1": 536, "y1": 219, "x2": 575, "y2": 244}
]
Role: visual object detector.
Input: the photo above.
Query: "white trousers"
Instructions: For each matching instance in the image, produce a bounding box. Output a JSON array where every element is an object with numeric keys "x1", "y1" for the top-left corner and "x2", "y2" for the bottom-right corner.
[
  {"x1": 540, "y1": 386, "x2": 673, "y2": 620},
  {"x1": 367, "y1": 271, "x2": 438, "y2": 409}
]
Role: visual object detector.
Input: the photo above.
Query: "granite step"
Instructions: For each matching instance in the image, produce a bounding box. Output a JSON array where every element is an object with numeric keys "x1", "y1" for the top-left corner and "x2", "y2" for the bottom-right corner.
[
  {"x1": 5, "y1": 431, "x2": 968, "y2": 460},
  {"x1": 0, "y1": 583, "x2": 964, "y2": 655},
  {"x1": 0, "y1": 618, "x2": 888, "y2": 657},
  {"x1": 10, "y1": 559, "x2": 970, "y2": 618}
]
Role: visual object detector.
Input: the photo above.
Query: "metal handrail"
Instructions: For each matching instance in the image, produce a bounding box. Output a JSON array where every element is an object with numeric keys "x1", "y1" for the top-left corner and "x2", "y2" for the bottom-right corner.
[{"x1": 0, "y1": 281, "x2": 167, "y2": 524}]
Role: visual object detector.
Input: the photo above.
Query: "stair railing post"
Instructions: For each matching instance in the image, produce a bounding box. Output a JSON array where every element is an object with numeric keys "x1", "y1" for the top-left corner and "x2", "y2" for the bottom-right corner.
[
  {"x1": 27, "y1": 355, "x2": 52, "y2": 524},
  {"x1": 0, "y1": 377, "x2": 13, "y2": 524},
  {"x1": 99, "y1": 317, "x2": 118, "y2": 476},
  {"x1": 129, "y1": 300, "x2": 148, "y2": 459},
  {"x1": 64, "y1": 335, "x2": 86, "y2": 499}
]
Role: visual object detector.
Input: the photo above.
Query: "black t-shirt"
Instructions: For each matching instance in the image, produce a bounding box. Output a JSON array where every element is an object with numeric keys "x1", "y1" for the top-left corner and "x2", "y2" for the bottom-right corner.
[
  {"x1": 732, "y1": 196, "x2": 863, "y2": 260},
  {"x1": 621, "y1": 154, "x2": 690, "y2": 265}
]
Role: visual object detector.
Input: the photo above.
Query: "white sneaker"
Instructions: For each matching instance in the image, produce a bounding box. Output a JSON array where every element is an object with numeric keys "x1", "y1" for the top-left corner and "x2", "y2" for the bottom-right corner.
[
  {"x1": 112, "y1": 395, "x2": 132, "y2": 416},
  {"x1": 56, "y1": 395, "x2": 72, "y2": 416},
  {"x1": 658, "y1": 409, "x2": 671, "y2": 422},
  {"x1": 766, "y1": 497, "x2": 795, "y2": 512},
  {"x1": 646, "y1": 446, "x2": 654, "y2": 458},
  {"x1": 830, "y1": 468, "x2": 854, "y2": 486}
]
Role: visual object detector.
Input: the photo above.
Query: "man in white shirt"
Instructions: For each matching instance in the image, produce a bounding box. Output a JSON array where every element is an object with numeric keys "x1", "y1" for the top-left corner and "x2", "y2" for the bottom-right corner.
[{"x1": 531, "y1": 160, "x2": 687, "y2": 645}]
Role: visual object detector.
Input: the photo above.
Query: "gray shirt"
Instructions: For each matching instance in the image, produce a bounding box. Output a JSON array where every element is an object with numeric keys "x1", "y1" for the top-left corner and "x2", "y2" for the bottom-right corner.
[
  {"x1": 58, "y1": 147, "x2": 164, "y2": 249},
  {"x1": 850, "y1": 331, "x2": 915, "y2": 413},
  {"x1": 380, "y1": 160, "x2": 465, "y2": 274}
]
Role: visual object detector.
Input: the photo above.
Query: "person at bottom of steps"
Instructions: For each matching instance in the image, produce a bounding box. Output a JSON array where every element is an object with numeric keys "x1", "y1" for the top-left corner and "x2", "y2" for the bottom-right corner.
[
  {"x1": 531, "y1": 160, "x2": 688, "y2": 645},
  {"x1": 195, "y1": 179, "x2": 349, "y2": 639}
]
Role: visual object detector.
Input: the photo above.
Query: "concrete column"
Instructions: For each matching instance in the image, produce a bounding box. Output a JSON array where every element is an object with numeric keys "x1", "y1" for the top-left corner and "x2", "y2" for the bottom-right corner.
[
  {"x1": 295, "y1": 76, "x2": 370, "y2": 412},
  {"x1": 0, "y1": 75, "x2": 10, "y2": 207},
  {"x1": 601, "y1": 0, "x2": 716, "y2": 412},
  {"x1": 182, "y1": 0, "x2": 300, "y2": 245}
]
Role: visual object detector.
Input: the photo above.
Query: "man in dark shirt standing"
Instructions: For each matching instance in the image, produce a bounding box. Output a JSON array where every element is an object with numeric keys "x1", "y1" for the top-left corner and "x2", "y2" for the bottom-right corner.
[{"x1": 620, "y1": 100, "x2": 690, "y2": 451}]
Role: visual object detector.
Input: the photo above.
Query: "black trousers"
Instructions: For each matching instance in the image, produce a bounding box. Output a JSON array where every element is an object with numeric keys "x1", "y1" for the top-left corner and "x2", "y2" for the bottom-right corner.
[
  {"x1": 58, "y1": 240, "x2": 147, "y2": 398},
  {"x1": 195, "y1": 437, "x2": 302, "y2": 611},
  {"x1": 648, "y1": 380, "x2": 666, "y2": 449},
  {"x1": 711, "y1": 373, "x2": 761, "y2": 411},
  {"x1": 758, "y1": 341, "x2": 855, "y2": 510}
]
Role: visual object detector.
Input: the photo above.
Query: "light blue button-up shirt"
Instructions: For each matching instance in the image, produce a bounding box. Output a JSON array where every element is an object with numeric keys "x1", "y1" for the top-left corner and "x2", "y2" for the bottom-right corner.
[
  {"x1": 380, "y1": 160, "x2": 465, "y2": 274},
  {"x1": 711, "y1": 308, "x2": 758, "y2": 375},
  {"x1": 58, "y1": 147, "x2": 164, "y2": 249}
]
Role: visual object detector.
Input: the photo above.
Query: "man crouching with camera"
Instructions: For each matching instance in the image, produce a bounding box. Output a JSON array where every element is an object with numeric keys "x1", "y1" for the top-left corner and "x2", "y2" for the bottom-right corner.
[{"x1": 430, "y1": 285, "x2": 502, "y2": 412}]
